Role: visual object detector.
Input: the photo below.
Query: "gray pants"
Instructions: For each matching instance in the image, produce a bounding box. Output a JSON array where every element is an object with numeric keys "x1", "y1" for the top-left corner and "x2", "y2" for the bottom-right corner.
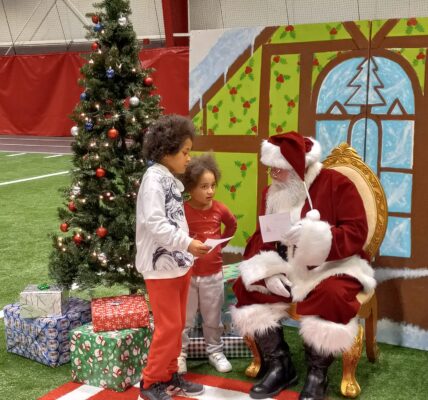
[{"x1": 181, "y1": 270, "x2": 224, "y2": 355}]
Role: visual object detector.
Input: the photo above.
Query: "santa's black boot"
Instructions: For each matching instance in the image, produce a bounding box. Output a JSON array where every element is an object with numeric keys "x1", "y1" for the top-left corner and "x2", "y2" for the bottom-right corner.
[
  {"x1": 249, "y1": 327, "x2": 298, "y2": 399},
  {"x1": 299, "y1": 345, "x2": 335, "y2": 400}
]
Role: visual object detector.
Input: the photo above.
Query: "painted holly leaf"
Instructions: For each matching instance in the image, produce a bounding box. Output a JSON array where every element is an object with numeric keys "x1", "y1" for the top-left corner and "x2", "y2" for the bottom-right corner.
[
  {"x1": 272, "y1": 121, "x2": 287, "y2": 133},
  {"x1": 246, "y1": 118, "x2": 258, "y2": 135},
  {"x1": 243, "y1": 231, "x2": 251, "y2": 242},
  {"x1": 224, "y1": 181, "x2": 242, "y2": 200},
  {"x1": 234, "y1": 214, "x2": 244, "y2": 220},
  {"x1": 415, "y1": 23, "x2": 425, "y2": 33},
  {"x1": 271, "y1": 55, "x2": 287, "y2": 67}
]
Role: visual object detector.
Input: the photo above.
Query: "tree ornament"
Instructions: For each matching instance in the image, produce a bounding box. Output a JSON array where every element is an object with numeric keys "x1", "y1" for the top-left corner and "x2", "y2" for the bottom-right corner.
[
  {"x1": 73, "y1": 233, "x2": 83, "y2": 245},
  {"x1": 118, "y1": 15, "x2": 127, "y2": 27},
  {"x1": 142, "y1": 38, "x2": 150, "y2": 45},
  {"x1": 143, "y1": 77, "x2": 153, "y2": 86},
  {"x1": 94, "y1": 23, "x2": 103, "y2": 32},
  {"x1": 71, "y1": 185, "x2": 81, "y2": 196},
  {"x1": 85, "y1": 120, "x2": 94, "y2": 131},
  {"x1": 97, "y1": 252, "x2": 107, "y2": 265},
  {"x1": 91, "y1": 42, "x2": 99, "y2": 51},
  {"x1": 96, "y1": 226, "x2": 108, "y2": 238},
  {"x1": 68, "y1": 201, "x2": 77, "y2": 212},
  {"x1": 80, "y1": 92, "x2": 89, "y2": 101},
  {"x1": 95, "y1": 167, "x2": 106, "y2": 178},
  {"x1": 129, "y1": 96, "x2": 139, "y2": 107},
  {"x1": 60, "y1": 223, "x2": 69, "y2": 232},
  {"x1": 106, "y1": 67, "x2": 115, "y2": 79},
  {"x1": 91, "y1": 15, "x2": 100, "y2": 24},
  {"x1": 107, "y1": 128, "x2": 119, "y2": 139},
  {"x1": 70, "y1": 126, "x2": 79, "y2": 137}
]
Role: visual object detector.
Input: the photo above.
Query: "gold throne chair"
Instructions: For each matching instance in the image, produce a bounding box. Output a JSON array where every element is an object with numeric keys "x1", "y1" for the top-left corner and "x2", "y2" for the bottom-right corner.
[{"x1": 244, "y1": 143, "x2": 388, "y2": 398}]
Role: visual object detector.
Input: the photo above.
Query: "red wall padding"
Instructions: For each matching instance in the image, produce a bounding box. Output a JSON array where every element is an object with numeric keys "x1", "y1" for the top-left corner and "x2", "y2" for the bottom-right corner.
[{"x1": 0, "y1": 47, "x2": 189, "y2": 136}]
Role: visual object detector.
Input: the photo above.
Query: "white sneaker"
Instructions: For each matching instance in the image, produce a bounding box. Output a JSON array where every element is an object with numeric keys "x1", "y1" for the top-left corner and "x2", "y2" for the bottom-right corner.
[
  {"x1": 177, "y1": 354, "x2": 187, "y2": 374},
  {"x1": 208, "y1": 352, "x2": 232, "y2": 373}
]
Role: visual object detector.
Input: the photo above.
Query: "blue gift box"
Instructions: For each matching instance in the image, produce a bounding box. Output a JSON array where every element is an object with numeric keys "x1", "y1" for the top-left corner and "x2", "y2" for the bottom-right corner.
[{"x1": 3, "y1": 297, "x2": 91, "y2": 367}]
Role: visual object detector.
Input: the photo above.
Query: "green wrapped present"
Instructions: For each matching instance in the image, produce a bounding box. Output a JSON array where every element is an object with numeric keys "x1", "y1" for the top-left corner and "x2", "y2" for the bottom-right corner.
[{"x1": 70, "y1": 323, "x2": 152, "y2": 392}]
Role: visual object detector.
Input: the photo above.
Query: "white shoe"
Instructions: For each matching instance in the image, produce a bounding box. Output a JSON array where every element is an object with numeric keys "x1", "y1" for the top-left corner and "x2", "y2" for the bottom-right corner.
[
  {"x1": 177, "y1": 354, "x2": 187, "y2": 374},
  {"x1": 208, "y1": 352, "x2": 232, "y2": 373}
]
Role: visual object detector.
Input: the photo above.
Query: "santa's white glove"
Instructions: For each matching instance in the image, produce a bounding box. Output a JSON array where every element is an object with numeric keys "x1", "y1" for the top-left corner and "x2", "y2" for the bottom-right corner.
[
  {"x1": 282, "y1": 222, "x2": 303, "y2": 246},
  {"x1": 264, "y1": 274, "x2": 292, "y2": 298}
]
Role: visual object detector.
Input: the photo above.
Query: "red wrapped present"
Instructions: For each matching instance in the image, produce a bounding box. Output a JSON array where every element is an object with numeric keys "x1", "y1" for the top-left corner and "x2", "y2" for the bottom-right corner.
[{"x1": 91, "y1": 295, "x2": 150, "y2": 332}]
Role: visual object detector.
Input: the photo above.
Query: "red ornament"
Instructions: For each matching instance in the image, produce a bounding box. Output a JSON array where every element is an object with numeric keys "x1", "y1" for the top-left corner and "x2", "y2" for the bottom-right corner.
[
  {"x1": 95, "y1": 167, "x2": 106, "y2": 178},
  {"x1": 73, "y1": 233, "x2": 83, "y2": 245},
  {"x1": 143, "y1": 77, "x2": 153, "y2": 86},
  {"x1": 60, "y1": 223, "x2": 69, "y2": 232},
  {"x1": 92, "y1": 15, "x2": 100, "y2": 24},
  {"x1": 108, "y1": 128, "x2": 119, "y2": 139},
  {"x1": 91, "y1": 42, "x2": 99, "y2": 51},
  {"x1": 68, "y1": 201, "x2": 77, "y2": 212},
  {"x1": 96, "y1": 226, "x2": 108, "y2": 238},
  {"x1": 142, "y1": 38, "x2": 151, "y2": 45}
]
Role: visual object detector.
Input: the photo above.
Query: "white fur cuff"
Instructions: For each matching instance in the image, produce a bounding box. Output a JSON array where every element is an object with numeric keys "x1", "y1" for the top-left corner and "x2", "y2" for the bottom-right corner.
[
  {"x1": 230, "y1": 304, "x2": 290, "y2": 337},
  {"x1": 300, "y1": 316, "x2": 358, "y2": 356},
  {"x1": 240, "y1": 251, "x2": 289, "y2": 289},
  {"x1": 293, "y1": 218, "x2": 332, "y2": 267}
]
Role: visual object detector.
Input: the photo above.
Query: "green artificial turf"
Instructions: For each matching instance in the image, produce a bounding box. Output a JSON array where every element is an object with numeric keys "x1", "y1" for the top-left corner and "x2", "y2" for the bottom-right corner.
[{"x1": 0, "y1": 153, "x2": 427, "y2": 399}]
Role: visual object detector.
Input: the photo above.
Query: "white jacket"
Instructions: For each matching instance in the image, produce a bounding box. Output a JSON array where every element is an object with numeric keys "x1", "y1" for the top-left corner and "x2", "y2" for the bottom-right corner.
[{"x1": 135, "y1": 163, "x2": 194, "y2": 279}]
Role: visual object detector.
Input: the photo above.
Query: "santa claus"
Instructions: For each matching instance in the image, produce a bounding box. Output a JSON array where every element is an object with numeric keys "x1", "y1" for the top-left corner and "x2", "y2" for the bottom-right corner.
[{"x1": 231, "y1": 132, "x2": 376, "y2": 400}]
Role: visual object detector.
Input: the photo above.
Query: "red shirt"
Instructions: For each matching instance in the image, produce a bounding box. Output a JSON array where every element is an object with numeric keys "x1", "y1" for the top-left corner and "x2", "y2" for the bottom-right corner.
[{"x1": 185, "y1": 200, "x2": 237, "y2": 276}]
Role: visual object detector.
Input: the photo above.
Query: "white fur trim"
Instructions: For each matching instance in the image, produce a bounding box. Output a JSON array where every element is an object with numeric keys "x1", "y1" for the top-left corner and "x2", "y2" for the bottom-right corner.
[
  {"x1": 293, "y1": 218, "x2": 332, "y2": 267},
  {"x1": 305, "y1": 138, "x2": 321, "y2": 166},
  {"x1": 304, "y1": 162, "x2": 323, "y2": 187},
  {"x1": 261, "y1": 140, "x2": 293, "y2": 169},
  {"x1": 260, "y1": 138, "x2": 321, "y2": 170},
  {"x1": 240, "y1": 251, "x2": 289, "y2": 293},
  {"x1": 230, "y1": 303, "x2": 289, "y2": 337},
  {"x1": 300, "y1": 316, "x2": 359, "y2": 356},
  {"x1": 288, "y1": 255, "x2": 376, "y2": 302}
]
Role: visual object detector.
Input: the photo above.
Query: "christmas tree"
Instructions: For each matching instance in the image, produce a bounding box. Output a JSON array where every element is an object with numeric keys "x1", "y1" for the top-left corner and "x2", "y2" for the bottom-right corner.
[{"x1": 49, "y1": 0, "x2": 161, "y2": 291}]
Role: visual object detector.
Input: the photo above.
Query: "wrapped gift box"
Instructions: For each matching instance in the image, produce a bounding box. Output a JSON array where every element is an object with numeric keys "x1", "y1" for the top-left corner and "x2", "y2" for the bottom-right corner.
[
  {"x1": 70, "y1": 323, "x2": 152, "y2": 392},
  {"x1": 3, "y1": 297, "x2": 91, "y2": 367},
  {"x1": 91, "y1": 294, "x2": 150, "y2": 332},
  {"x1": 187, "y1": 328, "x2": 251, "y2": 358},
  {"x1": 19, "y1": 284, "x2": 68, "y2": 318}
]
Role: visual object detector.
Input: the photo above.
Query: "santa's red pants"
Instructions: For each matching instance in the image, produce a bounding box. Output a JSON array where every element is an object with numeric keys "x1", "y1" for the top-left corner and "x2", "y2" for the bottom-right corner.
[{"x1": 233, "y1": 274, "x2": 363, "y2": 324}]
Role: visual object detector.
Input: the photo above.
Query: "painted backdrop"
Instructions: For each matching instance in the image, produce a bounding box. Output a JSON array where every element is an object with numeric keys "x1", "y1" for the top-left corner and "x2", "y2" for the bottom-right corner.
[{"x1": 190, "y1": 18, "x2": 428, "y2": 351}]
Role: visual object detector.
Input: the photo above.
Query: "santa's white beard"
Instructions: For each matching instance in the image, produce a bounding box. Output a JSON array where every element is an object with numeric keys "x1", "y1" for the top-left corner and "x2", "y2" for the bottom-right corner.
[{"x1": 266, "y1": 170, "x2": 306, "y2": 214}]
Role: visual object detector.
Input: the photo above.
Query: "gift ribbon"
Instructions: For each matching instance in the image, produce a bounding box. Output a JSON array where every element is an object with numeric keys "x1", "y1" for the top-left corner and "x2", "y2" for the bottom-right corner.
[{"x1": 37, "y1": 283, "x2": 50, "y2": 290}]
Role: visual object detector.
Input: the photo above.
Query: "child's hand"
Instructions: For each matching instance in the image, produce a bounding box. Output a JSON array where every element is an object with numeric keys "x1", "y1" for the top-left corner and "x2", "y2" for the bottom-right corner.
[{"x1": 188, "y1": 240, "x2": 211, "y2": 257}]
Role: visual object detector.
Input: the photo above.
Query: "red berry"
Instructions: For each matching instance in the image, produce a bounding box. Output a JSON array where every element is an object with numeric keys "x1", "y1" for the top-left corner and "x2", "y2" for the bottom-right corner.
[
  {"x1": 60, "y1": 223, "x2": 69, "y2": 232},
  {"x1": 68, "y1": 201, "x2": 77, "y2": 212},
  {"x1": 212, "y1": 106, "x2": 219, "y2": 113},
  {"x1": 208, "y1": 129, "x2": 214, "y2": 135},
  {"x1": 243, "y1": 101, "x2": 251, "y2": 108},
  {"x1": 408, "y1": 18, "x2": 417, "y2": 26},
  {"x1": 251, "y1": 126, "x2": 258, "y2": 133},
  {"x1": 108, "y1": 128, "x2": 119, "y2": 139},
  {"x1": 230, "y1": 186, "x2": 236, "y2": 193},
  {"x1": 276, "y1": 125, "x2": 283, "y2": 133},
  {"x1": 245, "y1": 66, "x2": 252, "y2": 74},
  {"x1": 91, "y1": 42, "x2": 99, "y2": 51},
  {"x1": 230, "y1": 117, "x2": 237, "y2": 124},
  {"x1": 417, "y1": 52, "x2": 425, "y2": 60},
  {"x1": 96, "y1": 168, "x2": 106, "y2": 178},
  {"x1": 273, "y1": 55, "x2": 280, "y2": 63},
  {"x1": 229, "y1": 87, "x2": 238, "y2": 95},
  {"x1": 313, "y1": 58, "x2": 319, "y2": 66},
  {"x1": 96, "y1": 226, "x2": 108, "y2": 238},
  {"x1": 330, "y1": 28, "x2": 338, "y2": 35},
  {"x1": 285, "y1": 25, "x2": 294, "y2": 32},
  {"x1": 288, "y1": 100, "x2": 295, "y2": 108},
  {"x1": 276, "y1": 74, "x2": 285, "y2": 83},
  {"x1": 240, "y1": 164, "x2": 247, "y2": 171}
]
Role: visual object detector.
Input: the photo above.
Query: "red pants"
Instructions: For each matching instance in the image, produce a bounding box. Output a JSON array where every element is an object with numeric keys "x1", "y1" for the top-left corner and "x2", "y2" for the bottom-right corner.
[
  {"x1": 142, "y1": 270, "x2": 191, "y2": 388},
  {"x1": 233, "y1": 274, "x2": 362, "y2": 324}
]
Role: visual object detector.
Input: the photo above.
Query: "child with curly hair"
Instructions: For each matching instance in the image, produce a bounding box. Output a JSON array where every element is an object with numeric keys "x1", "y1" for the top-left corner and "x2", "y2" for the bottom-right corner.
[{"x1": 178, "y1": 153, "x2": 237, "y2": 374}]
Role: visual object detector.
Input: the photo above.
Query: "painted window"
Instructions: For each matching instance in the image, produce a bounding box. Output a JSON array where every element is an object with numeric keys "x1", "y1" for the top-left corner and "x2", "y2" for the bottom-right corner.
[{"x1": 315, "y1": 56, "x2": 415, "y2": 258}]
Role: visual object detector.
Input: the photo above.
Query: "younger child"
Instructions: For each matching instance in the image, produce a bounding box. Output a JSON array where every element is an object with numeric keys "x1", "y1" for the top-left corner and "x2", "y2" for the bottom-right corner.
[
  {"x1": 178, "y1": 153, "x2": 237, "y2": 374},
  {"x1": 135, "y1": 115, "x2": 210, "y2": 400}
]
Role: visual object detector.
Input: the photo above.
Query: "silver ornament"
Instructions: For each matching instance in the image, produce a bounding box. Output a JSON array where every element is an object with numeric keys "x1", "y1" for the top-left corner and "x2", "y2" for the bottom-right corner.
[
  {"x1": 71, "y1": 185, "x2": 81, "y2": 196},
  {"x1": 129, "y1": 96, "x2": 139, "y2": 107},
  {"x1": 118, "y1": 16, "x2": 127, "y2": 26},
  {"x1": 70, "y1": 126, "x2": 79, "y2": 136}
]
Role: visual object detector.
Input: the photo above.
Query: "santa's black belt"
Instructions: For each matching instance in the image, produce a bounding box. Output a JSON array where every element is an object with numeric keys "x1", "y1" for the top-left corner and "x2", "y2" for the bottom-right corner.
[{"x1": 275, "y1": 242, "x2": 288, "y2": 261}]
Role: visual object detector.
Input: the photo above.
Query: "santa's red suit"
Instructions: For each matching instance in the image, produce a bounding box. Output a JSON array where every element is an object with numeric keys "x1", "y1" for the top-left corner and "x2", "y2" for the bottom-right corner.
[{"x1": 230, "y1": 132, "x2": 376, "y2": 400}]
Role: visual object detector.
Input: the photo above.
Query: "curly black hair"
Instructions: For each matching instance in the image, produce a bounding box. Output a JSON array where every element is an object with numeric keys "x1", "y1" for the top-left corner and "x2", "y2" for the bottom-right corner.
[
  {"x1": 181, "y1": 153, "x2": 221, "y2": 192},
  {"x1": 143, "y1": 114, "x2": 196, "y2": 162}
]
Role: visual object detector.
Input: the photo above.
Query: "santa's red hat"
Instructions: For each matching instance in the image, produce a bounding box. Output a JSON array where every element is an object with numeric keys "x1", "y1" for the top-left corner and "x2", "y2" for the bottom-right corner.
[{"x1": 260, "y1": 131, "x2": 321, "y2": 180}]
